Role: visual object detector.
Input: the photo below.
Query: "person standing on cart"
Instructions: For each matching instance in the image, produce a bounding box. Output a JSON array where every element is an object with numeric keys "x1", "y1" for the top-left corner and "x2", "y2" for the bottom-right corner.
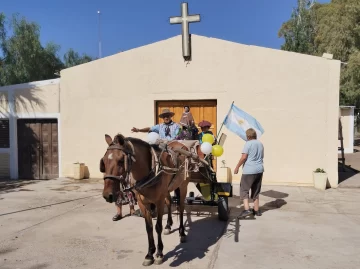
[
  {"x1": 177, "y1": 106, "x2": 199, "y2": 140},
  {"x1": 234, "y1": 128, "x2": 264, "y2": 218}
]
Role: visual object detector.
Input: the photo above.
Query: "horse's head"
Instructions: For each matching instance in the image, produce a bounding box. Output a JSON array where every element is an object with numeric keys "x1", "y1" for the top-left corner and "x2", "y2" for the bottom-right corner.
[{"x1": 100, "y1": 133, "x2": 129, "y2": 203}]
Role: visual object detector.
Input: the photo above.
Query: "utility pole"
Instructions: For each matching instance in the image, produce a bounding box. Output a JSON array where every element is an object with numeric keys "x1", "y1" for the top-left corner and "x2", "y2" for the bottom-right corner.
[{"x1": 97, "y1": 10, "x2": 102, "y2": 58}]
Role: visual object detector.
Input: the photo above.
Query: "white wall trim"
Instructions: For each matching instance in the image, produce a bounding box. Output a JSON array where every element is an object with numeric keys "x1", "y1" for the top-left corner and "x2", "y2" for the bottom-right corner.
[
  {"x1": 339, "y1": 106, "x2": 356, "y2": 109},
  {"x1": 16, "y1": 112, "x2": 60, "y2": 119},
  {"x1": 1, "y1": 113, "x2": 61, "y2": 119},
  {"x1": 0, "y1": 78, "x2": 60, "y2": 92},
  {"x1": 0, "y1": 114, "x2": 10, "y2": 119}
]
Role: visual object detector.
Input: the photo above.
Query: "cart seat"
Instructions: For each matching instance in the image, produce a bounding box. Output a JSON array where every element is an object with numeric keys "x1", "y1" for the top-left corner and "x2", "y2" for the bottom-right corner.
[{"x1": 176, "y1": 140, "x2": 199, "y2": 150}]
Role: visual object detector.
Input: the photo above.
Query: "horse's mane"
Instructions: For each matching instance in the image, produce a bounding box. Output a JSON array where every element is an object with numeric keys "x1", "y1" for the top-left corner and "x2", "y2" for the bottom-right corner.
[
  {"x1": 126, "y1": 136, "x2": 152, "y2": 150},
  {"x1": 112, "y1": 133, "x2": 152, "y2": 152}
]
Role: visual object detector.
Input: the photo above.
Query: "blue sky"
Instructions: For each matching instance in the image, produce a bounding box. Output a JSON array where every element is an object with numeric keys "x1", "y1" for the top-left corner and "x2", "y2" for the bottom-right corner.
[{"x1": 2, "y1": 0, "x2": 330, "y2": 59}]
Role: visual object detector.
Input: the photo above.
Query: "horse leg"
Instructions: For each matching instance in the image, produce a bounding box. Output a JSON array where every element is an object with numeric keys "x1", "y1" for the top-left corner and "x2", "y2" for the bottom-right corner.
[
  {"x1": 154, "y1": 198, "x2": 165, "y2": 265},
  {"x1": 164, "y1": 192, "x2": 173, "y2": 235},
  {"x1": 174, "y1": 187, "x2": 180, "y2": 211},
  {"x1": 178, "y1": 183, "x2": 188, "y2": 243},
  {"x1": 138, "y1": 200, "x2": 156, "y2": 266}
]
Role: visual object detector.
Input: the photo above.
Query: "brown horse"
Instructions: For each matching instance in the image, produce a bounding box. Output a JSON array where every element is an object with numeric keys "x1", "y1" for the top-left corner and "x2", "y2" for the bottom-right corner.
[{"x1": 101, "y1": 133, "x2": 192, "y2": 266}]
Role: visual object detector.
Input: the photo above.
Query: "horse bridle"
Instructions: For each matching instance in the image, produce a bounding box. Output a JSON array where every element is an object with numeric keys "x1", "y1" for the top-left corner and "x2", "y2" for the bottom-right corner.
[{"x1": 103, "y1": 143, "x2": 135, "y2": 183}]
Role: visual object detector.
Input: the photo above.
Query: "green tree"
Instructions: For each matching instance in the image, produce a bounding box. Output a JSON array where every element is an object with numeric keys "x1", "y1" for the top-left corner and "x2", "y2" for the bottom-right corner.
[
  {"x1": 0, "y1": 12, "x2": 93, "y2": 87},
  {"x1": 63, "y1": 48, "x2": 93, "y2": 68},
  {"x1": 278, "y1": 0, "x2": 360, "y2": 107},
  {"x1": 0, "y1": 13, "x2": 64, "y2": 86},
  {"x1": 278, "y1": 0, "x2": 317, "y2": 54}
]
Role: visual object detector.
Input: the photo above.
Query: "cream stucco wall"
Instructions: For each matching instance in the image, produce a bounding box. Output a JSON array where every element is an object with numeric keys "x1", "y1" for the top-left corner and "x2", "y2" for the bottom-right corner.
[
  {"x1": 60, "y1": 35, "x2": 340, "y2": 187},
  {"x1": 0, "y1": 79, "x2": 60, "y2": 115},
  {"x1": 13, "y1": 82, "x2": 60, "y2": 115}
]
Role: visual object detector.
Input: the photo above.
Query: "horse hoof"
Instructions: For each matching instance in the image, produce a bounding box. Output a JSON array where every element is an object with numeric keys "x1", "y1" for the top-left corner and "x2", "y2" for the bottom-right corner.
[
  {"x1": 180, "y1": 236, "x2": 187, "y2": 243},
  {"x1": 142, "y1": 259, "x2": 154, "y2": 266},
  {"x1": 154, "y1": 256, "x2": 164, "y2": 265},
  {"x1": 164, "y1": 228, "x2": 171, "y2": 235}
]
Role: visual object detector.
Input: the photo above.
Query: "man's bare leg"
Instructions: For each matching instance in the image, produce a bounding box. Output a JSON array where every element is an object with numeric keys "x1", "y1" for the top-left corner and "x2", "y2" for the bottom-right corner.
[
  {"x1": 252, "y1": 198, "x2": 262, "y2": 216},
  {"x1": 238, "y1": 198, "x2": 252, "y2": 218},
  {"x1": 129, "y1": 205, "x2": 135, "y2": 215},
  {"x1": 253, "y1": 199, "x2": 259, "y2": 211},
  {"x1": 117, "y1": 205, "x2": 122, "y2": 214},
  {"x1": 113, "y1": 205, "x2": 122, "y2": 221},
  {"x1": 243, "y1": 198, "x2": 250, "y2": 210}
]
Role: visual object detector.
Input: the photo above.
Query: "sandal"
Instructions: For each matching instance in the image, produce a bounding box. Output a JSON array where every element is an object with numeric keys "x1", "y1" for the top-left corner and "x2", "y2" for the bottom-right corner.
[{"x1": 112, "y1": 214, "x2": 123, "y2": 221}]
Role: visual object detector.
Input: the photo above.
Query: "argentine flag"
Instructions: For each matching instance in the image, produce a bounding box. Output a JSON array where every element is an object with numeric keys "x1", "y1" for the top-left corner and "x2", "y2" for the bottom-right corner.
[{"x1": 223, "y1": 103, "x2": 264, "y2": 141}]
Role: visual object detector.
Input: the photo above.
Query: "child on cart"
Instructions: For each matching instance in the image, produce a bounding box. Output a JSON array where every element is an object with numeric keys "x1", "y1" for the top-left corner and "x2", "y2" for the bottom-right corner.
[
  {"x1": 198, "y1": 120, "x2": 217, "y2": 169},
  {"x1": 198, "y1": 120, "x2": 217, "y2": 145}
]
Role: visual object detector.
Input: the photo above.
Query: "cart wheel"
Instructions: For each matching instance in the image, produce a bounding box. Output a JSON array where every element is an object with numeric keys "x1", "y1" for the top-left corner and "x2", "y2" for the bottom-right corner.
[{"x1": 218, "y1": 196, "x2": 229, "y2": 221}]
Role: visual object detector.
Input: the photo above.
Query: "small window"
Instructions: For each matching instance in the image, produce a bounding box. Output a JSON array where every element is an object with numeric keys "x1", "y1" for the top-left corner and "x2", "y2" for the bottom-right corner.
[{"x1": 0, "y1": 119, "x2": 10, "y2": 148}]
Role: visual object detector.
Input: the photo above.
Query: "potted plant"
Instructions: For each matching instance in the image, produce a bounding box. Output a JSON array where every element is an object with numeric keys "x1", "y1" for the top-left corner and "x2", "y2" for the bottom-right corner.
[{"x1": 313, "y1": 168, "x2": 328, "y2": 190}]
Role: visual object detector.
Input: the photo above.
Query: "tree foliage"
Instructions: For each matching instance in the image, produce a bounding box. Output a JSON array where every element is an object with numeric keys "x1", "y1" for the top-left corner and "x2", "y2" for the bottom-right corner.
[
  {"x1": 0, "y1": 13, "x2": 93, "y2": 86},
  {"x1": 278, "y1": 0, "x2": 360, "y2": 107},
  {"x1": 63, "y1": 48, "x2": 93, "y2": 68},
  {"x1": 278, "y1": 0, "x2": 316, "y2": 54}
]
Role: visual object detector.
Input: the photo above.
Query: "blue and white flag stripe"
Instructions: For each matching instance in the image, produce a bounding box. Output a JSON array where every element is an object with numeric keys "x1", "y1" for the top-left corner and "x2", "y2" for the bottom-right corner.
[{"x1": 223, "y1": 103, "x2": 264, "y2": 141}]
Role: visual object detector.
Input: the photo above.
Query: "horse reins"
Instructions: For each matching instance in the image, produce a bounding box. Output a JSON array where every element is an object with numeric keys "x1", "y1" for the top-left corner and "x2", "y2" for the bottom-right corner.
[
  {"x1": 103, "y1": 139, "x2": 186, "y2": 194},
  {"x1": 103, "y1": 142, "x2": 136, "y2": 184}
]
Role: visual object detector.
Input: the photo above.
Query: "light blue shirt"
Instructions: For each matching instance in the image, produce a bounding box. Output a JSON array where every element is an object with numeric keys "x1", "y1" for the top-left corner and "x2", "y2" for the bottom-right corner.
[
  {"x1": 242, "y1": 139, "x2": 264, "y2": 175},
  {"x1": 150, "y1": 122, "x2": 180, "y2": 140}
]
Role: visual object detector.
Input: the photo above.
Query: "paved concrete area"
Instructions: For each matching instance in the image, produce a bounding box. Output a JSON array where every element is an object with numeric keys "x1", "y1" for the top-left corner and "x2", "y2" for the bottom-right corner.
[
  {"x1": 216, "y1": 186, "x2": 360, "y2": 269},
  {"x1": 1, "y1": 178, "x2": 360, "y2": 269}
]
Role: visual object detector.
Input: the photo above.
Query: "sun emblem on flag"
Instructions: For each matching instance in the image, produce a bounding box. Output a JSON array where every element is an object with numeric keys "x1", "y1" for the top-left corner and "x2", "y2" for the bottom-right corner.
[{"x1": 238, "y1": 119, "x2": 244, "y2": 125}]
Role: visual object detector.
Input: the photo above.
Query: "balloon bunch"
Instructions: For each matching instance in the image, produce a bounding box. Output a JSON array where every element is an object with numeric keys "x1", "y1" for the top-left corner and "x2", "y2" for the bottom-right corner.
[{"x1": 200, "y1": 134, "x2": 224, "y2": 157}]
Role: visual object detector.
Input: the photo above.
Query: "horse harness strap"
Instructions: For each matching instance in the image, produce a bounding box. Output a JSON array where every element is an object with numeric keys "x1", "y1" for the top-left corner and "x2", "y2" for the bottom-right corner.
[
  {"x1": 123, "y1": 142, "x2": 184, "y2": 194},
  {"x1": 105, "y1": 139, "x2": 188, "y2": 194},
  {"x1": 103, "y1": 141, "x2": 136, "y2": 185}
]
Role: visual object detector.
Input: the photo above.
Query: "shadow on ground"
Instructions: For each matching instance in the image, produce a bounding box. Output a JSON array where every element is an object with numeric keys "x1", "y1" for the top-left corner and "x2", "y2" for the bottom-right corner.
[
  {"x1": 163, "y1": 212, "x2": 225, "y2": 267},
  {"x1": 338, "y1": 162, "x2": 359, "y2": 184},
  {"x1": 0, "y1": 179, "x2": 41, "y2": 194},
  {"x1": 354, "y1": 138, "x2": 359, "y2": 147},
  {"x1": 160, "y1": 189, "x2": 288, "y2": 266},
  {"x1": 225, "y1": 190, "x2": 288, "y2": 243}
]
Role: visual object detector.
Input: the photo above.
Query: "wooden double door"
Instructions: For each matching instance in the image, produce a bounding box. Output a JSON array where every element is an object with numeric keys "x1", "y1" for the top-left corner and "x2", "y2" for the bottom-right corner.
[
  {"x1": 156, "y1": 100, "x2": 218, "y2": 169},
  {"x1": 156, "y1": 100, "x2": 217, "y2": 134},
  {"x1": 17, "y1": 119, "x2": 59, "y2": 179}
]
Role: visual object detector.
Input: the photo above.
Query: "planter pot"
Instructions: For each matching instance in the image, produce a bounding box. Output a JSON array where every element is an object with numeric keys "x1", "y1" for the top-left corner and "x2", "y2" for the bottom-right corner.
[
  {"x1": 217, "y1": 167, "x2": 232, "y2": 183},
  {"x1": 74, "y1": 162, "x2": 85, "y2": 180},
  {"x1": 313, "y1": 172, "x2": 328, "y2": 190}
]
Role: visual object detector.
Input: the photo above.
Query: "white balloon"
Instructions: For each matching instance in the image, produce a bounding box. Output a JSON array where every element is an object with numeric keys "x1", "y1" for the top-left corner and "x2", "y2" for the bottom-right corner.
[
  {"x1": 200, "y1": 142, "x2": 213, "y2": 155},
  {"x1": 147, "y1": 132, "x2": 160, "y2": 144}
]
